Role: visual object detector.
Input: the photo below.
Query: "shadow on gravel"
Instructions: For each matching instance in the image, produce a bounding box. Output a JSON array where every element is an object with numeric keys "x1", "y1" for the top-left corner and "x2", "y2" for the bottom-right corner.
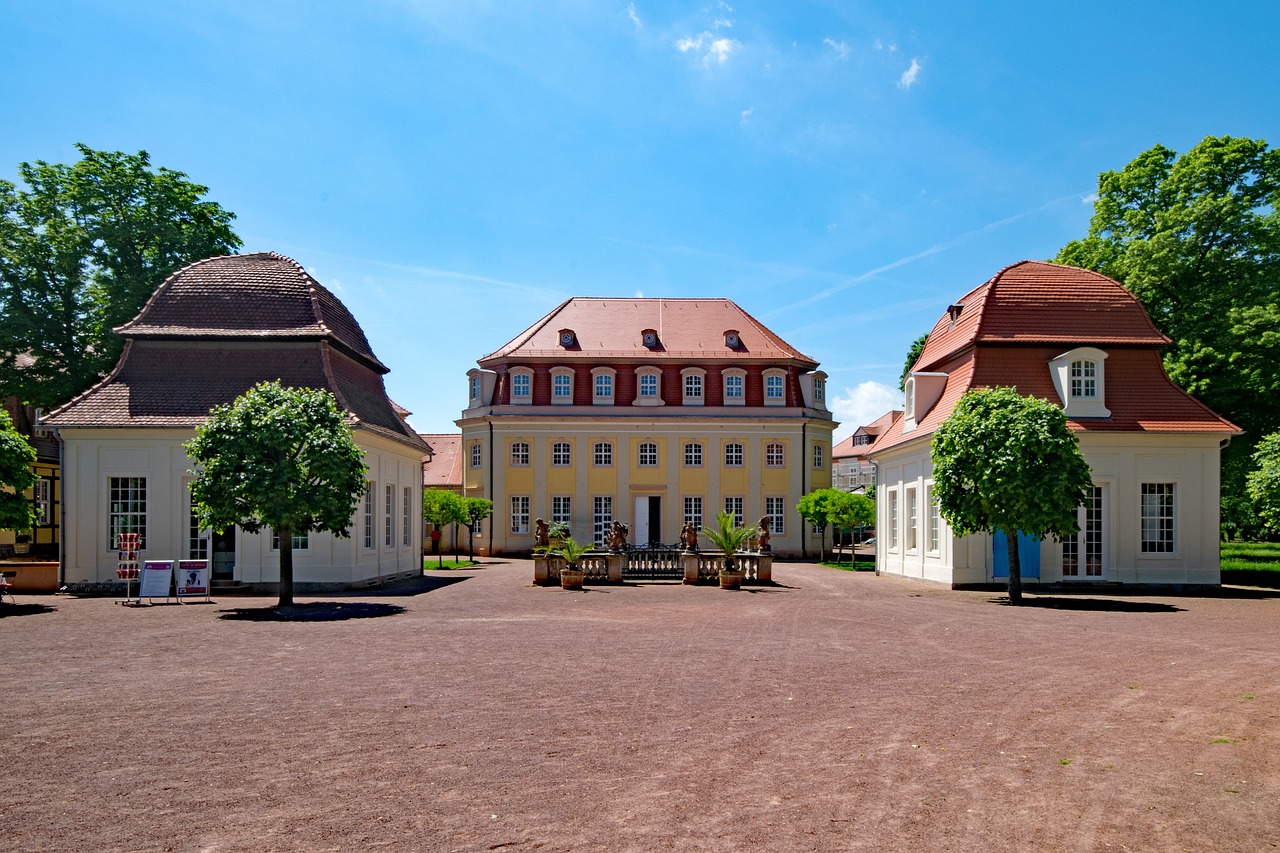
[
  {"x1": 342, "y1": 574, "x2": 471, "y2": 597},
  {"x1": 218, "y1": 602, "x2": 407, "y2": 621},
  {"x1": 992, "y1": 596, "x2": 1184, "y2": 613},
  {"x1": 0, "y1": 601, "x2": 58, "y2": 618}
]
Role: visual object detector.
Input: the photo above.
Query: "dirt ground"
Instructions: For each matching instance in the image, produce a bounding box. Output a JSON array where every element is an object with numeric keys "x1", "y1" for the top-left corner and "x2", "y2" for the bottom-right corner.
[{"x1": 2, "y1": 561, "x2": 1278, "y2": 852}]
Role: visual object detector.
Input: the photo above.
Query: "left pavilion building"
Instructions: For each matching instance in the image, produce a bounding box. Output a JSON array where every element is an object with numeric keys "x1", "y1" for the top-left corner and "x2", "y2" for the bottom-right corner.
[{"x1": 44, "y1": 252, "x2": 428, "y2": 591}]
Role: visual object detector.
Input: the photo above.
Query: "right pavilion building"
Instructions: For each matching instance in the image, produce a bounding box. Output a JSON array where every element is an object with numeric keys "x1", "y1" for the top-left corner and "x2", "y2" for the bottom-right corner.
[{"x1": 869, "y1": 260, "x2": 1240, "y2": 589}]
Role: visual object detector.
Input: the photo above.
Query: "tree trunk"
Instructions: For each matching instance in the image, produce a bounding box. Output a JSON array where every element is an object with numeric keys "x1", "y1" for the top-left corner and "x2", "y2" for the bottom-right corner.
[
  {"x1": 819, "y1": 526, "x2": 827, "y2": 563},
  {"x1": 1005, "y1": 528, "x2": 1023, "y2": 605},
  {"x1": 468, "y1": 523, "x2": 475, "y2": 561},
  {"x1": 279, "y1": 525, "x2": 295, "y2": 608}
]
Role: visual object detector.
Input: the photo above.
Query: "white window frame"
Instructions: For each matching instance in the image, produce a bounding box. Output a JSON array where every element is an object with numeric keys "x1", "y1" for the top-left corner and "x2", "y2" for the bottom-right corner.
[
  {"x1": 108, "y1": 476, "x2": 147, "y2": 551},
  {"x1": 510, "y1": 496, "x2": 531, "y2": 535},
  {"x1": 185, "y1": 482, "x2": 209, "y2": 560},
  {"x1": 510, "y1": 441, "x2": 530, "y2": 466},
  {"x1": 550, "y1": 367, "x2": 574, "y2": 405},
  {"x1": 363, "y1": 481, "x2": 375, "y2": 549},
  {"x1": 634, "y1": 367, "x2": 664, "y2": 406},
  {"x1": 681, "y1": 367, "x2": 706, "y2": 406},
  {"x1": 763, "y1": 368, "x2": 786, "y2": 406},
  {"x1": 403, "y1": 486, "x2": 412, "y2": 547},
  {"x1": 765, "y1": 442, "x2": 785, "y2": 468},
  {"x1": 552, "y1": 441, "x2": 572, "y2": 467},
  {"x1": 510, "y1": 368, "x2": 533, "y2": 405},
  {"x1": 723, "y1": 368, "x2": 746, "y2": 406},
  {"x1": 724, "y1": 496, "x2": 744, "y2": 528},
  {"x1": 385, "y1": 484, "x2": 395, "y2": 547},
  {"x1": 638, "y1": 441, "x2": 659, "y2": 467},
  {"x1": 271, "y1": 529, "x2": 309, "y2": 551},
  {"x1": 813, "y1": 443, "x2": 824, "y2": 469},
  {"x1": 593, "y1": 496, "x2": 613, "y2": 547},
  {"x1": 1070, "y1": 359, "x2": 1097, "y2": 399},
  {"x1": 683, "y1": 496, "x2": 703, "y2": 533},
  {"x1": 470, "y1": 442, "x2": 482, "y2": 468},
  {"x1": 765, "y1": 496, "x2": 786, "y2": 537},
  {"x1": 724, "y1": 442, "x2": 744, "y2": 468},
  {"x1": 591, "y1": 367, "x2": 616, "y2": 406},
  {"x1": 888, "y1": 489, "x2": 900, "y2": 551},
  {"x1": 593, "y1": 441, "x2": 613, "y2": 467},
  {"x1": 683, "y1": 442, "x2": 703, "y2": 467},
  {"x1": 1140, "y1": 483, "x2": 1176, "y2": 554},
  {"x1": 1048, "y1": 346, "x2": 1111, "y2": 418},
  {"x1": 34, "y1": 477, "x2": 52, "y2": 526},
  {"x1": 905, "y1": 486, "x2": 918, "y2": 552},
  {"x1": 551, "y1": 495, "x2": 572, "y2": 527},
  {"x1": 926, "y1": 484, "x2": 941, "y2": 555}
]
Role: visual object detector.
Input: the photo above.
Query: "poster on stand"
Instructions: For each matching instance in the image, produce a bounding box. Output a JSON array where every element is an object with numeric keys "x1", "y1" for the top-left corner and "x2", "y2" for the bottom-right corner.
[
  {"x1": 177, "y1": 560, "x2": 210, "y2": 602},
  {"x1": 138, "y1": 561, "x2": 174, "y2": 603}
]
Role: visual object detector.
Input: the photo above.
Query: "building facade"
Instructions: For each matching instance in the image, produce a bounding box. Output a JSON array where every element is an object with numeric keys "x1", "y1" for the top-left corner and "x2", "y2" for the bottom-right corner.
[
  {"x1": 869, "y1": 261, "x2": 1240, "y2": 589},
  {"x1": 44, "y1": 253, "x2": 427, "y2": 590},
  {"x1": 832, "y1": 410, "x2": 900, "y2": 493},
  {"x1": 458, "y1": 298, "x2": 836, "y2": 556}
]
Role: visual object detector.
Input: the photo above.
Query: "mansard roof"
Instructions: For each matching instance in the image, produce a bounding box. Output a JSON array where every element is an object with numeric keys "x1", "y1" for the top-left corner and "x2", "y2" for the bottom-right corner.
[
  {"x1": 478, "y1": 297, "x2": 817, "y2": 367},
  {"x1": 116, "y1": 252, "x2": 387, "y2": 373}
]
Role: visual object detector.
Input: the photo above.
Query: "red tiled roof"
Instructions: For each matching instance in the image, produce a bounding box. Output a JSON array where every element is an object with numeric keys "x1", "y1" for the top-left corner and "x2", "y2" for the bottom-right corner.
[
  {"x1": 833, "y1": 410, "x2": 902, "y2": 459},
  {"x1": 478, "y1": 298, "x2": 817, "y2": 366},
  {"x1": 117, "y1": 252, "x2": 387, "y2": 373},
  {"x1": 913, "y1": 261, "x2": 1169, "y2": 373},
  {"x1": 871, "y1": 261, "x2": 1239, "y2": 456},
  {"x1": 420, "y1": 433, "x2": 463, "y2": 489}
]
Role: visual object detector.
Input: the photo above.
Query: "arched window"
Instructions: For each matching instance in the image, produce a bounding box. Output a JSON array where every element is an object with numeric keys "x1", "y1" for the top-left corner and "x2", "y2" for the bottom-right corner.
[
  {"x1": 510, "y1": 441, "x2": 530, "y2": 466},
  {"x1": 765, "y1": 442, "x2": 785, "y2": 467},
  {"x1": 638, "y1": 442, "x2": 659, "y2": 467},
  {"x1": 724, "y1": 442, "x2": 744, "y2": 467},
  {"x1": 552, "y1": 441, "x2": 572, "y2": 466}
]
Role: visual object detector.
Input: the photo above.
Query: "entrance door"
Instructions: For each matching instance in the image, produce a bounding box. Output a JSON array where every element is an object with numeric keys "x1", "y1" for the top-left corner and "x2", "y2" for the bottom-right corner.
[
  {"x1": 1062, "y1": 485, "x2": 1105, "y2": 579},
  {"x1": 633, "y1": 496, "x2": 662, "y2": 546},
  {"x1": 993, "y1": 531, "x2": 1041, "y2": 579},
  {"x1": 211, "y1": 525, "x2": 236, "y2": 580}
]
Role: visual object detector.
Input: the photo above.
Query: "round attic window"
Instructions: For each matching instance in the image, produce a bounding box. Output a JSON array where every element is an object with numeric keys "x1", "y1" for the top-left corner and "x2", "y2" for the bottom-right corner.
[
  {"x1": 643, "y1": 332, "x2": 657, "y2": 347},
  {"x1": 560, "y1": 332, "x2": 574, "y2": 346},
  {"x1": 726, "y1": 333, "x2": 739, "y2": 347}
]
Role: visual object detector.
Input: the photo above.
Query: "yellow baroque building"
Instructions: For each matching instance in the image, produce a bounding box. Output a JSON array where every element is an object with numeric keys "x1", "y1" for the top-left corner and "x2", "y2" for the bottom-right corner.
[{"x1": 458, "y1": 297, "x2": 835, "y2": 556}]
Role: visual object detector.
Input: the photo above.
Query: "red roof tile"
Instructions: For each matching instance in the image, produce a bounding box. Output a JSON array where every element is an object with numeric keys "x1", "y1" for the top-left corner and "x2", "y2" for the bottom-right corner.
[
  {"x1": 420, "y1": 433, "x2": 463, "y2": 488},
  {"x1": 479, "y1": 298, "x2": 817, "y2": 366}
]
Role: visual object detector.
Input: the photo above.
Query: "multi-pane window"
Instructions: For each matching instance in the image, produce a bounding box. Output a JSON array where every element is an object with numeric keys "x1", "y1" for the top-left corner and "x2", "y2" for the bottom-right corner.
[
  {"x1": 684, "y1": 374, "x2": 703, "y2": 399},
  {"x1": 724, "y1": 496, "x2": 744, "y2": 528},
  {"x1": 638, "y1": 442, "x2": 658, "y2": 466},
  {"x1": 385, "y1": 484, "x2": 395, "y2": 547},
  {"x1": 813, "y1": 443, "x2": 824, "y2": 468},
  {"x1": 34, "y1": 478, "x2": 52, "y2": 526},
  {"x1": 888, "y1": 490, "x2": 899, "y2": 549},
  {"x1": 815, "y1": 377, "x2": 825, "y2": 403},
  {"x1": 510, "y1": 496, "x2": 531, "y2": 534},
  {"x1": 1070, "y1": 360, "x2": 1097, "y2": 398},
  {"x1": 512, "y1": 372, "x2": 531, "y2": 398},
  {"x1": 684, "y1": 442, "x2": 703, "y2": 466},
  {"x1": 683, "y1": 496, "x2": 703, "y2": 533},
  {"x1": 724, "y1": 442, "x2": 744, "y2": 467},
  {"x1": 1141, "y1": 483, "x2": 1175, "y2": 553},
  {"x1": 594, "y1": 441, "x2": 613, "y2": 466},
  {"x1": 469, "y1": 375, "x2": 480, "y2": 400},
  {"x1": 593, "y1": 496, "x2": 613, "y2": 547},
  {"x1": 765, "y1": 442, "x2": 785, "y2": 467},
  {"x1": 1064, "y1": 486, "x2": 1103, "y2": 576},
  {"x1": 639, "y1": 373, "x2": 658, "y2": 398},
  {"x1": 363, "y1": 481, "x2": 375, "y2": 548},
  {"x1": 765, "y1": 496, "x2": 786, "y2": 536},
  {"x1": 271, "y1": 529, "x2": 309, "y2": 550},
  {"x1": 188, "y1": 498, "x2": 208, "y2": 560},
  {"x1": 403, "y1": 486, "x2": 412, "y2": 547},
  {"x1": 905, "y1": 487, "x2": 918, "y2": 551},
  {"x1": 471, "y1": 443, "x2": 482, "y2": 467},
  {"x1": 595, "y1": 374, "x2": 613, "y2": 398},
  {"x1": 511, "y1": 441, "x2": 530, "y2": 465},
  {"x1": 109, "y1": 476, "x2": 146, "y2": 550},
  {"x1": 725, "y1": 374, "x2": 743, "y2": 399},
  {"x1": 926, "y1": 487, "x2": 941, "y2": 554},
  {"x1": 766, "y1": 374, "x2": 784, "y2": 400},
  {"x1": 552, "y1": 441, "x2": 572, "y2": 466},
  {"x1": 553, "y1": 373, "x2": 572, "y2": 399},
  {"x1": 552, "y1": 496, "x2": 572, "y2": 527}
]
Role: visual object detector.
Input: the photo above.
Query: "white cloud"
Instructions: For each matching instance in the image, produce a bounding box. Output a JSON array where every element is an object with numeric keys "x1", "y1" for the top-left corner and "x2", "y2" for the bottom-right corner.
[
  {"x1": 1081, "y1": 192, "x2": 1099, "y2": 204},
  {"x1": 831, "y1": 381, "x2": 901, "y2": 441},
  {"x1": 740, "y1": 106, "x2": 754, "y2": 124},
  {"x1": 875, "y1": 39, "x2": 897, "y2": 53},
  {"x1": 898, "y1": 57, "x2": 921, "y2": 89},
  {"x1": 634, "y1": 289, "x2": 645, "y2": 298},
  {"x1": 676, "y1": 31, "x2": 741, "y2": 65},
  {"x1": 627, "y1": 2, "x2": 641, "y2": 29},
  {"x1": 823, "y1": 38, "x2": 849, "y2": 60}
]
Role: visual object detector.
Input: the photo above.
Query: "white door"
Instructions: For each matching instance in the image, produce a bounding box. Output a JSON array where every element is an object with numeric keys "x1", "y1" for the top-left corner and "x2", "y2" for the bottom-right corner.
[{"x1": 1062, "y1": 485, "x2": 1105, "y2": 579}]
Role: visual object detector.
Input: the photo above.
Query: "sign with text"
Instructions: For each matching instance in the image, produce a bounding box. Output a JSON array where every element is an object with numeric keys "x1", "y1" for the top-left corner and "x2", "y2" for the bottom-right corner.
[
  {"x1": 138, "y1": 560, "x2": 174, "y2": 602},
  {"x1": 177, "y1": 560, "x2": 210, "y2": 601}
]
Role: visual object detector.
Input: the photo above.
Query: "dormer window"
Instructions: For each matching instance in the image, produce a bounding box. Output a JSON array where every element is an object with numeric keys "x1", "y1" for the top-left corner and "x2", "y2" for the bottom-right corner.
[
  {"x1": 763, "y1": 368, "x2": 786, "y2": 407},
  {"x1": 681, "y1": 367, "x2": 706, "y2": 406},
  {"x1": 723, "y1": 368, "x2": 746, "y2": 406},
  {"x1": 558, "y1": 329, "x2": 577, "y2": 348},
  {"x1": 1048, "y1": 347, "x2": 1111, "y2": 418},
  {"x1": 550, "y1": 366, "x2": 574, "y2": 405},
  {"x1": 724, "y1": 330, "x2": 741, "y2": 348},
  {"x1": 947, "y1": 304, "x2": 964, "y2": 327},
  {"x1": 591, "y1": 366, "x2": 616, "y2": 406},
  {"x1": 641, "y1": 329, "x2": 659, "y2": 348},
  {"x1": 509, "y1": 367, "x2": 533, "y2": 405},
  {"x1": 633, "y1": 366, "x2": 664, "y2": 406}
]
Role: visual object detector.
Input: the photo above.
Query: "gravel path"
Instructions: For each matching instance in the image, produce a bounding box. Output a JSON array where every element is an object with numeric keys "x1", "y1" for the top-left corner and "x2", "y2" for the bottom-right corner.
[{"x1": 3, "y1": 562, "x2": 1278, "y2": 851}]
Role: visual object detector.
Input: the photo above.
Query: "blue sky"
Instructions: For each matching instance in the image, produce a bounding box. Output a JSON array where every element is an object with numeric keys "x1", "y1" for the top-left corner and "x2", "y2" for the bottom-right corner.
[{"x1": 4, "y1": 1, "x2": 1278, "y2": 440}]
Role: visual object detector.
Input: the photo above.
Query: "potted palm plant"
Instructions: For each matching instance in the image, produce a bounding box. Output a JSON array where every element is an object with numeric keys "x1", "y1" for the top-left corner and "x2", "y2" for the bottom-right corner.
[
  {"x1": 556, "y1": 535, "x2": 590, "y2": 590},
  {"x1": 701, "y1": 511, "x2": 755, "y2": 589}
]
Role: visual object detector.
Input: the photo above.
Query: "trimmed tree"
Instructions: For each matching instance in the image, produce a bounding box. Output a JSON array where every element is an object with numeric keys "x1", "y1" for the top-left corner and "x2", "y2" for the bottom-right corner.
[
  {"x1": 462, "y1": 497, "x2": 493, "y2": 562},
  {"x1": 796, "y1": 487, "x2": 842, "y2": 562},
  {"x1": 422, "y1": 489, "x2": 465, "y2": 568},
  {"x1": 828, "y1": 491, "x2": 876, "y2": 565},
  {"x1": 1247, "y1": 431, "x2": 1280, "y2": 535},
  {"x1": 185, "y1": 381, "x2": 367, "y2": 608},
  {"x1": 0, "y1": 409, "x2": 38, "y2": 535},
  {"x1": 930, "y1": 387, "x2": 1093, "y2": 605}
]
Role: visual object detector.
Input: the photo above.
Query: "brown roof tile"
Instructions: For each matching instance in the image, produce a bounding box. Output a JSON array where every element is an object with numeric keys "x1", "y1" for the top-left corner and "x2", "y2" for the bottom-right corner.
[{"x1": 420, "y1": 433, "x2": 463, "y2": 488}]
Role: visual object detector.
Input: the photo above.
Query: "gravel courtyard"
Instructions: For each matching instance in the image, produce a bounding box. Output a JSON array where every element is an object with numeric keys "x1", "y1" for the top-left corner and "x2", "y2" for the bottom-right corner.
[{"x1": 2, "y1": 561, "x2": 1278, "y2": 852}]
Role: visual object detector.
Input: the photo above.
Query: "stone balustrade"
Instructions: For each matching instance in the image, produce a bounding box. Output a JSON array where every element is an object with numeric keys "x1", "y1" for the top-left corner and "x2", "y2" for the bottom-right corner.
[{"x1": 534, "y1": 550, "x2": 771, "y2": 586}]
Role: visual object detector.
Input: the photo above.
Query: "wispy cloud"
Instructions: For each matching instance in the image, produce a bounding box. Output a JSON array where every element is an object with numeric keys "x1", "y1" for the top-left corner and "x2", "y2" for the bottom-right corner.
[
  {"x1": 898, "y1": 58, "x2": 921, "y2": 89},
  {"x1": 823, "y1": 38, "x2": 850, "y2": 60},
  {"x1": 627, "y1": 2, "x2": 642, "y2": 29},
  {"x1": 830, "y1": 381, "x2": 901, "y2": 438},
  {"x1": 674, "y1": 0, "x2": 741, "y2": 66},
  {"x1": 740, "y1": 106, "x2": 754, "y2": 125}
]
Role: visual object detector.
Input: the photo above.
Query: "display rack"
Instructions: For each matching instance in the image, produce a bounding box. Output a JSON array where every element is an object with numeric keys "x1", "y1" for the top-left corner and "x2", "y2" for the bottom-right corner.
[{"x1": 116, "y1": 533, "x2": 141, "y2": 604}]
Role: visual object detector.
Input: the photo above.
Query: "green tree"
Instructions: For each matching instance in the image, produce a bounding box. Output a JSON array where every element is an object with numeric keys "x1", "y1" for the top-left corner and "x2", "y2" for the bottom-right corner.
[
  {"x1": 0, "y1": 144, "x2": 241, "y2": 408},
  {"x1": 828, "y1": 491, "x2": 876, "y2": 565},
  {"x1": 422, "y1": 489, "x2": 465, "y2": 568},
  {"x1": 185, "y1": 381, "x2": 367, "y2": 608},
  {"x1": 900, "y1": 332, "x2": 930, "y2": 391},
  {"x1": 1246, "y1": 431, "x2": 1280, "y2": 535},
  {"x1": 0, "y1": 409, "x2": 38, "y2": 534},
  {"x1": 931, "y1": 387, "x2": 1093, "y2": 605},
  {"x1": 1054, "y1": 136, "x2": 1280, "y2": 530},
  {"x1": 462, "y1": 497, "x2": 493, "y2": 562},
  {"x1": 796, "y1": 487, "x2": 842, "y2": 561}
]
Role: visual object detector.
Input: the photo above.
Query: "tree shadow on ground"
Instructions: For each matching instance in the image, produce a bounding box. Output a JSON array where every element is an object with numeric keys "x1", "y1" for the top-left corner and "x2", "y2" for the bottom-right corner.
[
  {"x1": 991, "y1": 596, "x2": 1184, "y2": 613},
  {"x1": 342, "y1": 574, "x2": 471, "y2": 597},
  {"x1": 218, "y1": 602, "x2": 406, "y2": 621},
  {"x1": 0, "y1": 601, "x2": 58, "y2": 618}
]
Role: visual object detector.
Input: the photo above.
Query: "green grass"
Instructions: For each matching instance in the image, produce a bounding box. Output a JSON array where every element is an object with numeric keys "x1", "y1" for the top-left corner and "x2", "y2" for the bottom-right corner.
[
  {"x1": 424, "y1": 558, "x2": 478, "y2": 570},
  {"x1": 1221, "y1": 541, "x2": 1280, "y2": 589},
  {"x1": 820, "y1": 556, "x2": 876, "y2": 572}
]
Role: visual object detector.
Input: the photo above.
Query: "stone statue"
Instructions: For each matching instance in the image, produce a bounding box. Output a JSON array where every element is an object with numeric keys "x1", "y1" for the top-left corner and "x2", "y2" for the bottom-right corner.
[
  {"x1": 534, "y1": 518, "x2": 549, "y2": 549},
  {"x1": 757, "y1": 516, "x2": 771, "y2": 553},
  {"x1": 607, "y1": 520, "x2": 629, "y2": 552},
  {"x1": 681, "y1": 521, "x2": 699, "y2": 551}
]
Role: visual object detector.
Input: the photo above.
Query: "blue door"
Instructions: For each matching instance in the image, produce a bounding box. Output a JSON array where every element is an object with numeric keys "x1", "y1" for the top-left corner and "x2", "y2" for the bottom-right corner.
[{"x1": 993, "y1": 531, "x2": 1040, "y2": 579}]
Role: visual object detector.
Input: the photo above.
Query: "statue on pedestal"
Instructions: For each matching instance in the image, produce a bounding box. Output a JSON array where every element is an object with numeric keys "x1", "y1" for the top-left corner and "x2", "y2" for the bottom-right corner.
[
  {"x1": 534, "y1": 518, "x2": 549, "y2": 550},
  {"x1": 757, "y1": 516, "x2": 771, "y2": 553}
]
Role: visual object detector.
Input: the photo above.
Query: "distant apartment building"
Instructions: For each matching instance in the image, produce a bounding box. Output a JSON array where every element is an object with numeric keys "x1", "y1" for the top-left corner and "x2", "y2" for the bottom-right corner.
[
  {"x1": 832, "y1": 409, "x2": 901, "y2": 492},
  {"x1": 458, "y1": 298, "x2": 836, "y2": 556}
]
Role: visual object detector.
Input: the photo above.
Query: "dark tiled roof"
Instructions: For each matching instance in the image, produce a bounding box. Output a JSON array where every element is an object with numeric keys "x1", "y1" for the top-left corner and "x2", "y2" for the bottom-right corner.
[
  {"x1": 117, "y1": 252, "x2": 387, "y2": 373},
  {"x1": 479, "y1": 297, "x2": 817, "y2": 366}
]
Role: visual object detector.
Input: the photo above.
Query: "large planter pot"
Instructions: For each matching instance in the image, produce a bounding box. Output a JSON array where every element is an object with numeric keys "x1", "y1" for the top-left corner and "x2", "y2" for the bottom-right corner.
[
  {"x1": 719, "y1": 568, "x2": 744, "y2": 590},
  {"x1": 560, "y1": 567, "x2": 585, "y2": 590},
  {"x1": 13, "y1": 542, "x2": 30, "y2": 556}
]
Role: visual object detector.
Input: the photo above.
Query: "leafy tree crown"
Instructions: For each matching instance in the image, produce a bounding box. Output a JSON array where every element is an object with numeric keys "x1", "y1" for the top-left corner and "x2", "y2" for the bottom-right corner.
[{"x1": 0, "y1": 409, "x2": 38, "y2": 531}]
